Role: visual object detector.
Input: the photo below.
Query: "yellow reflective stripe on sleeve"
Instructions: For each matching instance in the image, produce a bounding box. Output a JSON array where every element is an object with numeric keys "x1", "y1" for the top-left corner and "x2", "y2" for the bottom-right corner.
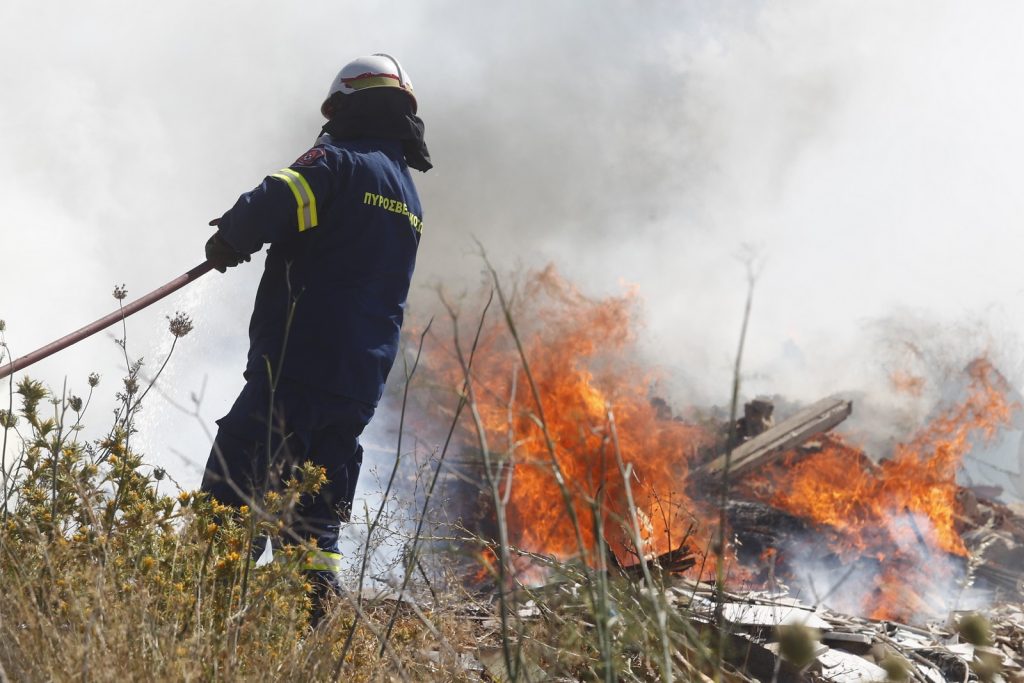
[
  {"x1": 269, "y1": 172, "x2": 308, "y2": 230},
  {"x1": 283, "y1": 168, "x2": 319, "y2": 228},
  {"x1": 270, "y1": 168, "x2": 318, "y2": 232}
]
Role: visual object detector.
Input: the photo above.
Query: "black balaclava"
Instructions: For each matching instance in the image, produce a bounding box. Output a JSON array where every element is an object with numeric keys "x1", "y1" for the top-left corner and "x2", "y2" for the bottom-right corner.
[{"x1": 322, "y1": 88, "x2": 432, "y2": 172}]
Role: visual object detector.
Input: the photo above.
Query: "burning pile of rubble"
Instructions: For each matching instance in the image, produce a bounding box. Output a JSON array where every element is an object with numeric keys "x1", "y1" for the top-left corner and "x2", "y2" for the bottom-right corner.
[
  {"x1": 679, "y1": 390, "x2": 1024, "y2": 680},
  {"x1": 453, "y1": 383, "x2": 1024, "y2": 680},
  {"x1": 554, "y1": 388, "x2": 1024, "y2": 678},
  {"x1": 690, "y1": 379, "x2": 1024, "y2": 620},
  {"x1": 417, "y1": 270, "x2": 1024, "y2": 678}
]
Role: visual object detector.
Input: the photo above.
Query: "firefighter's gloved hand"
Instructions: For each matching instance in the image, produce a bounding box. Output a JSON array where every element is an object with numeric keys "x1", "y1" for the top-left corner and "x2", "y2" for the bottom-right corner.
[{"x1": 205, "y1": 232, "x2": 250, "y2": 273}]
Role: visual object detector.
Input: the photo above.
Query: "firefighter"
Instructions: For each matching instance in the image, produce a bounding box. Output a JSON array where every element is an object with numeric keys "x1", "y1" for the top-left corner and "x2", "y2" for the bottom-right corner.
[{"x1": 199, "y1": 54, "x2": 431, "y2": 622}]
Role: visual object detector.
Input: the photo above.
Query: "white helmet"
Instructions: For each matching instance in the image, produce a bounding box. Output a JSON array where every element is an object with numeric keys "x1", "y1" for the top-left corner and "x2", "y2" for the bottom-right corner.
[{"x1": 321, "y1": 53, "x2": 417, "y2": 117}]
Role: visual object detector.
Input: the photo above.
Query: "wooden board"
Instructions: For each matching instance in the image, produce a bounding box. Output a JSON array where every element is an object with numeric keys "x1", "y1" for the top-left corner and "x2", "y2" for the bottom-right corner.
[{"x1": 697, "y1": 397, "x2": 853, "y2": 479}]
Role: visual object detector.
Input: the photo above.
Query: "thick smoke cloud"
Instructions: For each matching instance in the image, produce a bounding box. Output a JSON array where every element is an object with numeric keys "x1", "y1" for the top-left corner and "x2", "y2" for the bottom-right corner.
[{"x1": 3, "y1": 1, "x2": 1024, "y2": 493}]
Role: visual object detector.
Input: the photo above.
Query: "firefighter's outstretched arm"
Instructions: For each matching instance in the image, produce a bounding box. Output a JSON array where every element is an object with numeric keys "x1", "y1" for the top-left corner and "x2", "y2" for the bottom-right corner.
[{"x1": 204, "y1": 150, "x2": 338, "y2": 271}]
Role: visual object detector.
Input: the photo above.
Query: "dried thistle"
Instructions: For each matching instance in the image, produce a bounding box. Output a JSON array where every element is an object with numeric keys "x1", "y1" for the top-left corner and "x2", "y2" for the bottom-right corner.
[
  {"x1": 972, "y1": 648, "x2": 1003, "y2": 683},
  {"x1": 776, "y1": 624, "x2": 819, "y2": 669},
  {"x1": 113, "y1": 284, "x2": 127, "y2": 300},
  {"x1": 0, "y1": 409, "x2": 17, "y2": 429},
  {"x1": 880, "y1": 654, "x2": 910, "y2": 682},
  {"x1": 958, "y1": 613, "x2": 993, "y2": 646},
  {"x1": 167, "y1": 312, "x2": 194, "y2": 339}
]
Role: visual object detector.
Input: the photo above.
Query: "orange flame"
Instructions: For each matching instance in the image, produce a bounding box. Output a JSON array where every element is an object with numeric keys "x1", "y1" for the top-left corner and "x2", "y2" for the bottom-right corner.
[
  {"x1": 424, "y1": 269, "x2": 1017, "y2": 621},
  {"x1": 431, "y1": 267, "x2": 716, "y2": 578},
  {"x1": 742, "y1": 358, "x2": 1015, "y2": 619},
  {"x1": 761, "y1": 359, "x2": 1011, "y2": 557}
]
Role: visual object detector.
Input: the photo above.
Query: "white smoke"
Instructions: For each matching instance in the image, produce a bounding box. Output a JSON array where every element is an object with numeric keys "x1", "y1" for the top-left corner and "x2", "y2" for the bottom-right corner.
[{"x1": 785, "y1": 508, "x2": 990, "y2": 623}]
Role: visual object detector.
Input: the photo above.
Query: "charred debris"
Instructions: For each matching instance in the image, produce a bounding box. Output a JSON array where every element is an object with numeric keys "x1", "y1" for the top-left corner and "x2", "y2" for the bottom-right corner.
[
  {"x1": 444, "y1": 391, "x2": 1024, "y2": 681},
  {"x1": 673, "y1": 395, "x2": 1020, "y2": 680}
]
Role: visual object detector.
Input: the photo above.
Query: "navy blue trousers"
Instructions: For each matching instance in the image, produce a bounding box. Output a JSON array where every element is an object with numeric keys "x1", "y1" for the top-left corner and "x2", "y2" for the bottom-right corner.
[{"x1": 200, "y1": 373, "x2": 375, "y2": 550}]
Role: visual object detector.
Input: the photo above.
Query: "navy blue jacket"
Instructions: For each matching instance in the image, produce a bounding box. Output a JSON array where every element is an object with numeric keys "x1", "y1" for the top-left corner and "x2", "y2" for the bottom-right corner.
[{"x1": 215, "y1": 134, "x2": 423, "y2": 406}]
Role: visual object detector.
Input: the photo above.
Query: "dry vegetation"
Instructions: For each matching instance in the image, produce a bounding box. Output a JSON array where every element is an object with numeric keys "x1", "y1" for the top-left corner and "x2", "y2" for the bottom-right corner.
[
  {"x1": 1, "y1": 272, "x2": 1005, "y2": 682},
  {"x1": 0, "y1": 365, "x2": 732, "y2": 682},
  {"x1": 0, "y1": 277, "x2": 751, "y2": 682}
]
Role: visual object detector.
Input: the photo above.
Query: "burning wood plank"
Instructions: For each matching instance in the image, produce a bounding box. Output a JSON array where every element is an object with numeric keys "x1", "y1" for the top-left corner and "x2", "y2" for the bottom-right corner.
[
  {"x1": 697, "y1": 397, "x2": 853, "y2": 480},
  {"x1": 609, "y1": 540, "x2": 697, "y2": 579}
]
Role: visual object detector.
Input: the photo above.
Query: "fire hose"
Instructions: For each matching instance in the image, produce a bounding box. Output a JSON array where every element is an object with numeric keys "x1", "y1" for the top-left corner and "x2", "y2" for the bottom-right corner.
[{"x1": 0, "y1": 261, "x2": 214, "y2": 381}]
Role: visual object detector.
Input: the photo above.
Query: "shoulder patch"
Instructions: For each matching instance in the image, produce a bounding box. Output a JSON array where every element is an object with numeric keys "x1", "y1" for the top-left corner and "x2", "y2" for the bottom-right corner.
[{"x1": 293, "y1": 147, "x2": 326, "y2": 167}]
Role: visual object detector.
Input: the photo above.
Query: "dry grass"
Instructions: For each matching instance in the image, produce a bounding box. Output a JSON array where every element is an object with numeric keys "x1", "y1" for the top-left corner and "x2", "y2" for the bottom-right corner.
[
  {"x1": 0, "y1": 270, "x2": 751, "y2": 682},
  {"x1": 0, "y1": 368, "x2": 491, "y2": 681}
]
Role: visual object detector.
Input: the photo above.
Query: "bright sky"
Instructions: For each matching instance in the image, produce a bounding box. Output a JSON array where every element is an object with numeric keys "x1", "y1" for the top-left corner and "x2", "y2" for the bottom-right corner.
[{"x1": 3, "y1": 1, "x2": 1024, "y2": 494}]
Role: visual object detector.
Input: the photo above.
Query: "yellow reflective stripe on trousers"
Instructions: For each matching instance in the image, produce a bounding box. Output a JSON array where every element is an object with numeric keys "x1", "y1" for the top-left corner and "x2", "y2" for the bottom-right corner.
[
  {"x1": 270, "y1": 168, "x2": 318, "y2": 231},
  {"x1": 305, "y1": 550, "x2": 342, "y2": 572},
  {"x1": 248, "y1": 550, "x2": 342, "y2": 572}
]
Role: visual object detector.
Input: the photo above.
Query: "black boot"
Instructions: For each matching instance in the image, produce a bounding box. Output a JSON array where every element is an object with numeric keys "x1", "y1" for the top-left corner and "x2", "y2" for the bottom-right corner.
[{"x1": 306, "y1": 568, "x2": 341, "y2": 628}]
